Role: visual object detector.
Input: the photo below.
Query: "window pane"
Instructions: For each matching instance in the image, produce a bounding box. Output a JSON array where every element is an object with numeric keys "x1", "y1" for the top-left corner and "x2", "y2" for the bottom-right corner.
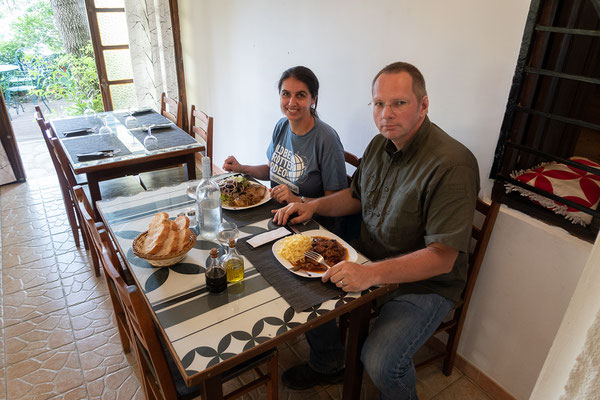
[
  {"x1": 94, "y1": 0, "x2": 124, "y2": 8},
  {"x1": 104, "y1": 49, "x2": 133, "y2": 81},
  {"x1": 110, "y1": 83, "x2": 137, "y2": 110},
  {"x1": 97, "y1": 12, "x2": 129, "y2": 46}
]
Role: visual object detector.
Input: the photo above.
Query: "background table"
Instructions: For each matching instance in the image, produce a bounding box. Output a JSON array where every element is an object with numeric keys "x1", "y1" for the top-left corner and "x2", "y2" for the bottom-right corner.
[{"x1": 97, "y1": 181, "x2": 397, "y2": 399}]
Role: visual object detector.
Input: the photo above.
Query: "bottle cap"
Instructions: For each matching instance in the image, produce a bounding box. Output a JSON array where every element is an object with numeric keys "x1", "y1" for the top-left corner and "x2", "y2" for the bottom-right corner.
[
  {"x1": 228, "y1": 238, "x2": 236, "y2": 247},
  {"x1": 210, "y1": 248, "x2": 218, "y2": 258}
]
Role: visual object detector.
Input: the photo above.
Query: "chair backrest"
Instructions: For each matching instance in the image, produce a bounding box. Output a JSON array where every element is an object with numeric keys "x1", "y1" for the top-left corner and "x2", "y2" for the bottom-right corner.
[
  {"x1": 34, "y1": 105, "x2": 45, "y2": 122},
  {"x1": 161, "y1": 92, "x2": 183, "y2": 128},
  {"x1": 98, "y1": 228, "x2": 179, "y2": 399},
  {"x1": 49, "y1": 136, "x2": 78, "y2": 188},
  {"x1": 344, "y1": 150, "x2": 360, "y2": 184},
  {"x1": 189, "y1": 104, "x2": 214, "y2": 162}
]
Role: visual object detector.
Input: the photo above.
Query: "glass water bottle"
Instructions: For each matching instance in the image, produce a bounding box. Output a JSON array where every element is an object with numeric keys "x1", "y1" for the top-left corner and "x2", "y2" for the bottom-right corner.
[
  {"x1": 195, "y1": 157, "x2": 222, "y2": 239},
  {"x1": 224, "y1": 238, "x2": 244, "y2": 283}
]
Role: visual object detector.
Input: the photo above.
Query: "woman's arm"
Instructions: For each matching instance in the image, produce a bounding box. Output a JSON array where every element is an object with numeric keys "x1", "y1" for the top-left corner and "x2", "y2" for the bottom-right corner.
[{"x1": 222, "y1": 156, "x2": 270, "y2": 181}]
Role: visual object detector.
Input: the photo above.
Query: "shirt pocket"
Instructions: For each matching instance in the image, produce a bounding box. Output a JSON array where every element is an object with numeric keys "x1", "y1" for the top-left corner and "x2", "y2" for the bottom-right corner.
[{"x1": 381, "y1": 190, "x2": 423, "y2": 241}]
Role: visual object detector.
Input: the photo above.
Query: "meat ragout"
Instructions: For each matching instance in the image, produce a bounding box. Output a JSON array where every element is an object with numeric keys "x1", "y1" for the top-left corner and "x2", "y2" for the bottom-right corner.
[{"x1": 291, "y1": 236, "x2": 348, "y2": 272}]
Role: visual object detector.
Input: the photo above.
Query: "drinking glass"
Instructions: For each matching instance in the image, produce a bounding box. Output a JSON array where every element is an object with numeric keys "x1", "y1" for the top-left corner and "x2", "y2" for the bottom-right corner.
[
  {"x1": 83, "y1": 101, "x2": 96, "y2": 120},
  {"x1": 217, "y1": 221, "x2": 239, "y2": 256},
  {"x1": 125, "y1": 107, "x2": 139, "y2": 129},
  {"x1": 143, "y1": 125, "x2": 159, "y2": 151},
  {"x1": 99, "y1": 117, "x2": 113, "y2": 134}
]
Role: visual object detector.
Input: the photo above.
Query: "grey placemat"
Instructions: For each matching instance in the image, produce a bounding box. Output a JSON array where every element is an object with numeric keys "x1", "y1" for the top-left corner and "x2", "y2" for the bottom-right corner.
[
  {"x1": 237, "y1": 236, "x2": 344, "y2": 312},
  {"x1": 61, "y1": 134, "x2": 132, "y2": 161},
  {"x1": 53, "y1": 116, "x2": 104, "y2": 137},
  {"x1": 222, "y1": 199, "x2": 281, "y2": 228},
  {"x1": 114, "y1": 110, "x2": 170, "y2": 127},
  {"x1": 130, "y1": 126, "x2": 198, "y2": 150}
]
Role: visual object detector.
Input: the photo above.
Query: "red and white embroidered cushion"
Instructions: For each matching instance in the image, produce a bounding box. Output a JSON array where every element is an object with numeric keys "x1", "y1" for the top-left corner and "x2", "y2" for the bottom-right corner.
[{"x1": 506, "y1": 156, "x2": 600, "y2": 226}]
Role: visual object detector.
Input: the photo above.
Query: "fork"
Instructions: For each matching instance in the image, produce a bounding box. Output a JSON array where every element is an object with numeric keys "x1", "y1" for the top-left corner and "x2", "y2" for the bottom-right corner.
[{"x1": 305, "y1": 250, "x2": 329, "y2": 269}]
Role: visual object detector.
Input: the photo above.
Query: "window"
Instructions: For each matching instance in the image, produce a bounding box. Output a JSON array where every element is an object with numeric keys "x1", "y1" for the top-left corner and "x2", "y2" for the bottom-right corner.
[{"x1": 491, "y1": 0, "x2": 600, "y2": 242}]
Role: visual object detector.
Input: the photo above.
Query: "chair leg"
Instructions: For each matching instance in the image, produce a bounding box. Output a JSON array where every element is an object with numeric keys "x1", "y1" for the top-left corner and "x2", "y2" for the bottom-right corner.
[
  {"x1": 442, "y1": 326, "x2": 460, "y2": 376},
  {"x1": 267, "y1": 350, "x2": 279, "y2": 400},
  {"x1": 63, "y1": 196, "x2": 81, "y2": 248}
]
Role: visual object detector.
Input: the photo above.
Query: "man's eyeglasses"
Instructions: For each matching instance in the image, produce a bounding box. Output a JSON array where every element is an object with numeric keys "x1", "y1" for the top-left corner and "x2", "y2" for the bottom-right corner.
[{"x1": 369, "y1": 100, "x2": 408, "y2": 113}]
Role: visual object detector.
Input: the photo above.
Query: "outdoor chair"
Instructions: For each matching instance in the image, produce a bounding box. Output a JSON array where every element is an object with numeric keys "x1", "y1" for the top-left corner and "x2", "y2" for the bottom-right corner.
[
  {"x1": 161, "y1": 92, "x2": 183, "y2": 128},
  {"x1": 189, "y1": 104, "x2": 214, "y2": 173},
  {"x1": 96, "y1": 225, "x2": 280, "y2": 400}
]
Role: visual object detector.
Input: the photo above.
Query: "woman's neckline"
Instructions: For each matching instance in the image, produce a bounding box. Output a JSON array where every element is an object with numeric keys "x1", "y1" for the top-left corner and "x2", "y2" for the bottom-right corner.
[{"x1": 288, "y1": 116, "x2": 315, "y2": 136}]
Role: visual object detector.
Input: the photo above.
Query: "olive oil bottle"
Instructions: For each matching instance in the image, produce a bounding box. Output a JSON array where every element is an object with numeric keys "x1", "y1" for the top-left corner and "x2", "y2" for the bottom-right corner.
[{"x1": 224, "y1": 238, "x2": 244, "y2": 283}]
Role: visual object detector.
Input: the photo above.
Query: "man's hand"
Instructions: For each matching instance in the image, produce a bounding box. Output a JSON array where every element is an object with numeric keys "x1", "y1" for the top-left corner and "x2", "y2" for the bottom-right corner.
[
  {"x1": 322, "y1": 261, "x2": 375, "y2": 292},
  {"x1": 270, "y1": 185, "x2": 301, "y2": 204},
  {"x1": 272, "y1": 201, "x2": 317, "y2": 225},
  {"x1": 222, "y1": 155, "x2": 242, "y2": 172}
]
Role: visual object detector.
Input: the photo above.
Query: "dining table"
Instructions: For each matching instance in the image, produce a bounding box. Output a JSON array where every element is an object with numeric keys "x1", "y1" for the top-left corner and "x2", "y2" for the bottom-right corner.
[
  {"x1": 97, "y1": 177, "x2": 398, "y2": 399},
  {"x1": 50, "y1": 109, "x2": 205, "y2": 216}
]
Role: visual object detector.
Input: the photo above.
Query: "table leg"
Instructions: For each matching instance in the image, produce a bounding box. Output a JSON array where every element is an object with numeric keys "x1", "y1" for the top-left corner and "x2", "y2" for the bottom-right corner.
[
  {"x1": 342, "y1": 301, "x2": 371, "y2": 400},
  {"x1": 202, "y1": 375, "x2": 223, "y2": 399},
  {"x1": 185, "y1": 154, "x2": 197, "y2": 180},
  {"x1": 87, "y1": 173, "x2": 102, "y2": 220}
]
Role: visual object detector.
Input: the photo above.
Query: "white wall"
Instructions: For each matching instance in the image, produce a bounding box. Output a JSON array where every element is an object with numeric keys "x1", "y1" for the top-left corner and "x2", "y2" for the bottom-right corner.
[{"x1": 178, "y1": 1, "x2": 595, "y2": 398}]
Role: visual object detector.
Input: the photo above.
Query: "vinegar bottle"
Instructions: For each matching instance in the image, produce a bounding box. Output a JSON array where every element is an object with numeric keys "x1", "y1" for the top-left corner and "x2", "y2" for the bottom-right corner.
[
  {"x1": 206, "y1": 248, "x2": 227, "y2": 294},
  {"x1": 224, "y1": 238, "x2": 244, "y2": 283}
]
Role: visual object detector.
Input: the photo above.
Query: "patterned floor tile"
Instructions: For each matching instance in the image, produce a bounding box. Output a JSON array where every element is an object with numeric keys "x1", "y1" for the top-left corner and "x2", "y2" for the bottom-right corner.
[
  {"x1": 1, "y1": 235, "x2": 55, "y2": 268},
  {"x1": 61, "y1": 269, "x2": 107, "y2": 307},
  {"x1": 55, "y1": 250, "x2": 93, "y2": 278},
  {"x1": 2, "y1": 280, "x2": 66, "y2": 327},
  {"x1": 67, "y1": 294, "x2": 118, "y2": 342},
  {"x1": 76, "y1": 326, "x2": 133, "y2": 383},
  {"x1": 431, "y1": 376, "x2": 492, "y2": 400},
  {"x1": 40, "y1": 186, "x2": 64, "y2": 203},
  {"x1": 46, "y1": 214, "x2": 78, "y2": 237},
  {"x1": 5, "y1": 343, "x2": 84, "y2": 400},
  {"x1": 4, "y1": 309, "x2": 75, "y2": 365},
  {"x1": 0, "y1": 183, "x2": 43, "y2": 209},
  {"x1": 1, "y1": 216, "x2": 51, "y2": 246},
  {"x1": 49, "y1": 230, "x2": 79, "y2": 255},
  {"x1": 85, "y1": 366, "x2": 144, "y2": 400},
  {"x1": 2, "y1": 257, "x2": 60, "y2": 295},
  {"x1": 416, "y1": 364, "x2": 463, "y2": 400},
  {"x1": 0, "y1": 367, "x2": 5, "y2": 400},
  {"x1": 43, "y1": 201, "x2": 68, "y2": 219},
  {"x1": 47, "y1": 386, "x2": 89, "y2": 400}
]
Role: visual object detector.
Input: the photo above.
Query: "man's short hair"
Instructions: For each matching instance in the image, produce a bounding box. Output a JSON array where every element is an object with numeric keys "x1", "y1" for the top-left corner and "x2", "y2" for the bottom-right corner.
[{"x1": 372, "y1": 62, "x2": 427, "y2": 100}]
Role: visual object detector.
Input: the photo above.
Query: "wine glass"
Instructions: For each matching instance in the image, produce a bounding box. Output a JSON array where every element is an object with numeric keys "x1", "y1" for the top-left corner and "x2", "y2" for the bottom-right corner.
[
  {"x1": 125, "y1": 107, "x2": 139, "y2": 129},
  {"x1": 83, "y1": 100, "x2": 96, "y2": 120},
  {"x1": 143, "y1": 125, "x2": 159, "y2": 151},
  {"x1": 99, "y1": 117, "x2": 113, "y2": 134},
  {"x1": 217, "y1": 221, "x2": 239, "y2": 260}
]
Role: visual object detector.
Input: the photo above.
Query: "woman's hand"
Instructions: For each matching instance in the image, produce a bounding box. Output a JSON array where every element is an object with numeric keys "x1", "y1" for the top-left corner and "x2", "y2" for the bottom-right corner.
[
  {"x1": 222, "y1": 156, "x2": 242, "y2": 173},
  {"x1": 270, "y1": 185, "x2": 301, "y2": 204},
  {"x1": 272, "y1": 201, "x2": 316, "y2": 225}
]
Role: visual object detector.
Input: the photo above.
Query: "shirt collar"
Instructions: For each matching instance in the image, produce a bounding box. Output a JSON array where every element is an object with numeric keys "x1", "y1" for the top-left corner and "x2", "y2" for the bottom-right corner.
[{"x1": 384, "y1": 116, "x2": 431, "y2": 160}]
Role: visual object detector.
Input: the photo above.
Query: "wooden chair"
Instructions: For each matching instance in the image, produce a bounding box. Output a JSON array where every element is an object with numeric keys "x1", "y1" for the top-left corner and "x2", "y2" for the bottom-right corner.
[
  {"x1": 72, "y1": 185, "x2": 132, "y2": 353},
  {"x1": 189, "y1": 104, "x2": 214, "y2": 172},
  {"x1": 344, "y1": 150, "x2": 360, "y2": 184},
  {"x1": 415, "y1": 198, "x2": 500, "y2": 375},
  {"x1": 95, "y1": 228, "x2": 280, "y2": 400},
  {"x1": 161, "y1": 92, "x2": 183, "y2": 128}
]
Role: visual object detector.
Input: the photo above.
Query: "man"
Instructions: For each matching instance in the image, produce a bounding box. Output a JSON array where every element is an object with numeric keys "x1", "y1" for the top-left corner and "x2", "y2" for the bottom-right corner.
[{"x1": 272, "y1": 62, "x2": 480, "y2": 399}]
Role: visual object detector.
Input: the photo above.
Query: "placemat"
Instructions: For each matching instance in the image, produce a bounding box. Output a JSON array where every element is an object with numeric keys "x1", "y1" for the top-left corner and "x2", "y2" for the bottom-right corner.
[
  {"x1": 222, "y1": 199, "x2": 281, "y2": 227},
  {"x1": 237, "y1": 236, "x2": 343, "y2": 312},
  {"x1": 53, "y1": 116, "x2": 104, "y2": 136},
  {"x1": 61, "y1": 134, "x2": 132, "y2": 162},
  {"x1": 114, "y1": 110, "x2": 170, "y2": 127},
  {"x1": 130, "y1": 126, "x2": 198, "y2": 150}
]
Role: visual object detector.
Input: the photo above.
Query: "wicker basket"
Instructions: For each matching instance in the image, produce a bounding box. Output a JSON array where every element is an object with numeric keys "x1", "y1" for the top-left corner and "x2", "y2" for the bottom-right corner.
[{"x1": 132, "y1": 230, "x2": 197, "y2": 267}]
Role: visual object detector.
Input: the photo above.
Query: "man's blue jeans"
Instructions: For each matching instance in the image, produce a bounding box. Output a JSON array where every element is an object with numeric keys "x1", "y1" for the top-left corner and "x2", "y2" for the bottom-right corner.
[{"x1": 306, "y1": 292, "x2": 454, "y2": 400}]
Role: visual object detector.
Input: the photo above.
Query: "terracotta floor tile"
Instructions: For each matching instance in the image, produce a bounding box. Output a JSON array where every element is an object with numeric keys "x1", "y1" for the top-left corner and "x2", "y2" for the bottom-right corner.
[
  {"x1": 2, "y1": 257, "x2": 60, "y2": 295},
  {"x1": 47, "y1": 386, "x2": 89, "y2": 400},
  {"x1": 46, "y1": 214, "x2": 78, "y2": 237},
  {"x1": 0, "y1": 184, "x2": 43, "y2": 209},
  {"x1": 4, "y1": 308, "x2": 75, "y2": 365},
  {"x1": 2, "y1": 280, "x2": 66, "y2": 327},
  {"x1": 0, "y1": 367, "x2": 5, "y2": 400},
  {"x1": 40, "y1": 186, "x2": 63, "y2": 202},
  {"x1": 1, "y1": 235, "x2": 55, "y2": 268},
  {"x1": 67, "y1": 295, "x2": 117, "y2": 341},
  {"x1": 49, "y1": 231, "x2": 79, "y2": 255},
  {"x1": 5, "y1": 343, "x2": 84, "y2": 400},
  {"x1": 85, "y1": 366, "x2": 144, "y2": 400},
  {"x1": 431, "y1": 376, "x2": 492, "y2": 400},
  {"x1": 55, "y1": 250, "x2": 93, "y2": 278},
  {"x1": 2, "y1": 216, "x2": 51, "y2": 246},
  {"x1": 416, "y1": 364, "x2": 463, "y2": 400},
  {"x1": 61, "y1": 270, "x2": 107, "y2": 307},
  {"x1": 1, "y1": 203, "x2": 47, "y2": 225},
  {"x1": 43, "y1": 201, "x2": 68, "y2": 220},
  {"x1": 76, "y1": 326, "x2": 134, "y2": 383},
  {"x1": 277, "y1": 344, "x2": 303, "y2": 370}
]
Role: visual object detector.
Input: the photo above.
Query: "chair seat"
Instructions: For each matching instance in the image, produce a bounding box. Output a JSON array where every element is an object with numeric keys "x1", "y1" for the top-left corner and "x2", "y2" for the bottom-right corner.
[{"x1": 7, "y1": 85, "x2": 36, "y2": 92}]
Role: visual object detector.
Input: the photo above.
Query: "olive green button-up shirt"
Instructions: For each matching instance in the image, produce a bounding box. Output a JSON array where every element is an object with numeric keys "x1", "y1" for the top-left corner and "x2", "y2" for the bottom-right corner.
[{"x1": 350, "y1": 117, "x2": 480, "y2": 304}]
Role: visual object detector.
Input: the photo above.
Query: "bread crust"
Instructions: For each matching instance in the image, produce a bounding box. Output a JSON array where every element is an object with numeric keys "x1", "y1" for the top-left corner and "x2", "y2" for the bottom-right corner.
[{"x1": 142, "y1": 213, "x2": 191, "y2": 256}]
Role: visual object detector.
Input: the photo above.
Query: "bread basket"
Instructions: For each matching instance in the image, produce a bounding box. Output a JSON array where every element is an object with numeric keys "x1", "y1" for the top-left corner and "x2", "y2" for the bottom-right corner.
[{"x1": 132, "y1": 230, "x2": 197, "y2": 267}]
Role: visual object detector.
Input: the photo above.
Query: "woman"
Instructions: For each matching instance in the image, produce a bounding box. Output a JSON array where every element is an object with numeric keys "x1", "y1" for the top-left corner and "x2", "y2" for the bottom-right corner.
[{"x1": 222, "y1": 66, "x2": 347, "y2": 204}]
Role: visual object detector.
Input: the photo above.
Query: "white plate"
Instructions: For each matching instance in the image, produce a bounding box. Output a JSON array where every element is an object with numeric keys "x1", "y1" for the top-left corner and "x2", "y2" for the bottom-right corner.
[
  {"x1": 271, "y1": 229, "x2": 358, "y2": 278},
  {"x1": 219, "y1": 180, "x2": 271, "y2": 210}
]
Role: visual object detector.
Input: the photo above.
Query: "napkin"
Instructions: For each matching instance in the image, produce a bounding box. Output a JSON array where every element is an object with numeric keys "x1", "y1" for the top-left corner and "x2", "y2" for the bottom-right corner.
[
  {"x1": 246, "y1": 227, "x2": 290, "y2": 249},
  {"x1": 63, "y1": 128, "x2": 93, "y2": 137}
]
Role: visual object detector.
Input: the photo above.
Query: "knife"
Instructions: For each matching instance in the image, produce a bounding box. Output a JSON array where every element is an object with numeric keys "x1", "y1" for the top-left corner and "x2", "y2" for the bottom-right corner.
[
  {"x1": 76, "y1": 149, "x2": 121, "y2": 161},
  {"x1": 64, "y1": 128, "x2": 94, "y2": 137}
]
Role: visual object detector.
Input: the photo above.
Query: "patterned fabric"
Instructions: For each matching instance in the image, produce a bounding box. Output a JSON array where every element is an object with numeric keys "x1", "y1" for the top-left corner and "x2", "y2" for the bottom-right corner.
[
  {"x1": 507, "y1": 156, "x2": 600, "y2": 226},
  {"x1": 123, "y1": 0, "x2": 178, "y2": 109}
]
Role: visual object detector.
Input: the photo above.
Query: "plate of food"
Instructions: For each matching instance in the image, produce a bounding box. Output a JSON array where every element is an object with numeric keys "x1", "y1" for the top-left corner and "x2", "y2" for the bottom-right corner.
[
  {"x1": 217, "y1": 175, "x2": 271, "y2": 210},
  {"x1": 272, "y1": 230, "x2": 357, "y2": 278}
]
